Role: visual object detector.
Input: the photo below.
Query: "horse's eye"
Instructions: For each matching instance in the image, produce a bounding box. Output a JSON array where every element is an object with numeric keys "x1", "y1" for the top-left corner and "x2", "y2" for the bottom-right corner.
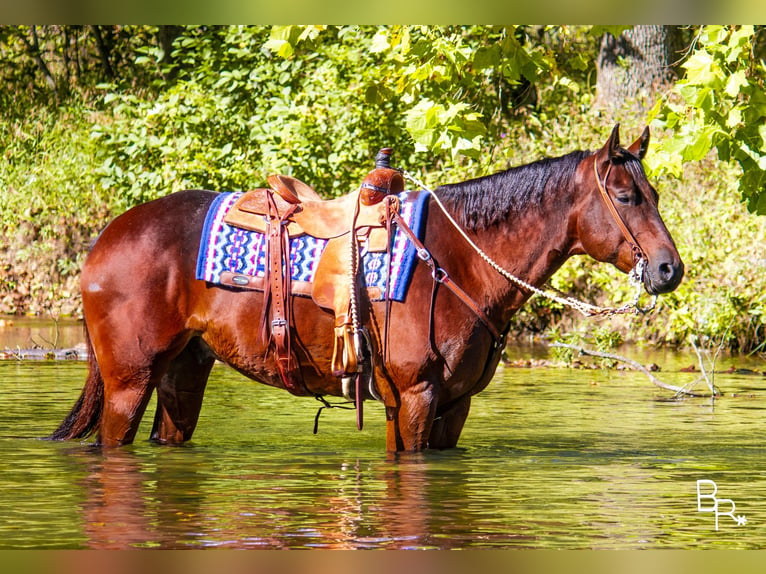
[{"x1": 615, "y1": 195, "x2": 631, "y2": 205}]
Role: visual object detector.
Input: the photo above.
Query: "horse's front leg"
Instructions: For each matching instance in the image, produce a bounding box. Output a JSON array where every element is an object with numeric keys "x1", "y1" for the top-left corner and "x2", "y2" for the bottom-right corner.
[{"x1": 385, "y1": 380, "x2": 437, "y2": 452}]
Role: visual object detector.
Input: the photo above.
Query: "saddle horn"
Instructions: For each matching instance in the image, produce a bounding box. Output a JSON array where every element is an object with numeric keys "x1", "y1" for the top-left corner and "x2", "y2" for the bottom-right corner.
[{"x1": 360, "y1": 147, "x2": 404, "y2": 206}]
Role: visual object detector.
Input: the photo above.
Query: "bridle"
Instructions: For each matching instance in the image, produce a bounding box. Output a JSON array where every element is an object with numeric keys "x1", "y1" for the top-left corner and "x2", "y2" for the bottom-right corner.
[{"x1": 592, "y1": 157, "x2": 647, "y2": 271}]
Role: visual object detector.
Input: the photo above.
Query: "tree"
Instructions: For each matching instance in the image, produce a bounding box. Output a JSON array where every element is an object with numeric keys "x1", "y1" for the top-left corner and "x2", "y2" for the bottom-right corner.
[
  {"x1": 596, "y1": 25, "x2": 682, "y2": 109},
  {"x1": 648, "y1": 25, "x2": 766, "y2": 214},
  {"x1": 0, "y1": 25, "x2": 171, "y2": 105},
  {"x1": 92, "y1": 26, "x2": 565, "y2": 205}
]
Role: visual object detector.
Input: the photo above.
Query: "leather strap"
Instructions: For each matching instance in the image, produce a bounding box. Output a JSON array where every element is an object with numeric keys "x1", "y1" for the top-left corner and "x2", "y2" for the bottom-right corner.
[
  {"x1": 593, "y1": 159, "x2": 646, "y2": 264},
  {"x1": 382, "y1": 195, "x2": 399, "y2": 365},
  {"x1": 261, "y1": 192, "x2": 308, "y2": 396},
  {"x1": 391, "y1": 207, "x2": 502, "y2": 342}
]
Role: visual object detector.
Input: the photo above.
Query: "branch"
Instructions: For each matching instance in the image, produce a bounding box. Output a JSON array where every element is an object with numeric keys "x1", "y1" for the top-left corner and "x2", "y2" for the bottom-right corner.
[
  {"x1": 18, "y1": 26, "x2": 58, "y2": 93},
  {"x1": 549, "y1": 343, "x2": 714, "y2": 398},
  {"x1": 690, "y1": 337, "x2": 715, "y2": 395}
]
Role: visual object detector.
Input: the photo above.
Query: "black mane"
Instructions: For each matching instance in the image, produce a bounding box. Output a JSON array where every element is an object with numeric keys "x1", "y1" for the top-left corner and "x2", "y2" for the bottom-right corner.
[{"x1": 435, "y1": 150, "x2": 591, "y2": 230}]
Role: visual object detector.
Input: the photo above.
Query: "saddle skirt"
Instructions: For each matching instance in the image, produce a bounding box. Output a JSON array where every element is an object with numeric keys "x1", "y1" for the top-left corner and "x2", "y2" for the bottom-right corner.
[{"x1": 195, "y1": 189, "x2": 430, "y2": 304}]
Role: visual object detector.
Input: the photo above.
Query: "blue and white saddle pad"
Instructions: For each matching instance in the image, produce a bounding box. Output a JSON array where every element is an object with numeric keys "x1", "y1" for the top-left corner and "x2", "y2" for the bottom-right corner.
[{"x1": 195, "y1": 190, "x2": 429, "y2": 302}]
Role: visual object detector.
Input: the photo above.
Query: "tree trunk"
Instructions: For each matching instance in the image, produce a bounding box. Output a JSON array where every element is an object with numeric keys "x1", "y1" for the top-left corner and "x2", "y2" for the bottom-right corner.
[
  {"x1": 62, "y1": 26, "x2": 72, "y2": 87},
  {"x1": 91, "y1": 25, "x2": 114, "y2": 79},
  {"x1": 19, "y1": 26, "x2": 58, "y2": 95},
  {"x1": 596, "y1": 25, "x2": 681, "y2": 109},
  {"x1": 157, "y1": 25, "x2": 183, "y2": 81},
  {"x1": 158, "y1": 25, "x2": 182, "y2": 64}
]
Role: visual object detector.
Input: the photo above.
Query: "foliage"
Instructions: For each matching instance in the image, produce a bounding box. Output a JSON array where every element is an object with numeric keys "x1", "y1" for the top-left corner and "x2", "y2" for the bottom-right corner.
[
  {"x1": 643, "y1": 159, "x2": 766, "y2": 352},
  {"x1": 0, "y1": 98, "x2": 110, "y2": 315},
  {"x1": 648, "y1": 25, "x2": 766, "y2": 214},
  {"x1": 1, "y1": 24, "x2": 766, "y2": 355},
  {"x1": 93, "y1": 26, "x2": 410, "y2": 205},
  {"x1": 89, "y1": 25, "x2": 615, "y2": 207}
]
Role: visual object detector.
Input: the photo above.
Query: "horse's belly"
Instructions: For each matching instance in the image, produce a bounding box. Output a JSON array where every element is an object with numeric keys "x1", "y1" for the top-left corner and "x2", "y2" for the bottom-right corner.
[{"x1": 194, "y1": 291, "x2": 343, "y2": 396}]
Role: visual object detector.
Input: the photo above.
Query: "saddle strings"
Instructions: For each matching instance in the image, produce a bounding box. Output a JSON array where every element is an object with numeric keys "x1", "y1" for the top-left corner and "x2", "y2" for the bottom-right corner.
[{"x1": 401, "y1": 171, "x2": 656, "y2": 318}]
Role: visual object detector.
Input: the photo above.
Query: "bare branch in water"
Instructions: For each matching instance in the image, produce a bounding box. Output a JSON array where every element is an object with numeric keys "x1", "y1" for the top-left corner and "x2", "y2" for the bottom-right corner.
[
  {"x1": 549, "y1": 343, "x2": 718, "y2": 398},
  {"x1": 690, "y1": 338, "x2": 715, "y2": 395}
]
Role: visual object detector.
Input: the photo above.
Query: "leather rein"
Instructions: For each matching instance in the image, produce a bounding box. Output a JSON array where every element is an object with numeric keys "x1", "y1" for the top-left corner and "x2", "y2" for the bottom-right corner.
[{"x1": 387, "y1": 199, "x2": 503, "y2": 342}]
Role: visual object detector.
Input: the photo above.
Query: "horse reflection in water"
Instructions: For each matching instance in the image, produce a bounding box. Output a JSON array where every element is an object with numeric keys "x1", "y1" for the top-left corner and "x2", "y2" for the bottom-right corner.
[
  {"x1": 75, "y1": 449, "x2": 165, "y2": 549},
  {"x1": 52, "y1": 125, "x2": 683, "y2": 452},
  {"x1": 72, "y1": 449, "x2": 472, "y2": 549}
]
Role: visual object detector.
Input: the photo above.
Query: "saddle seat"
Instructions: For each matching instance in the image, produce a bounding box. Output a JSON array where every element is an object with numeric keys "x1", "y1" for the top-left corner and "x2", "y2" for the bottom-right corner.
[
  {"x1": 266, "y1": 174, "x2": 323, "y2": 204},
  {"x1": 224, "y1": 185, "x2": 388, "y2": 241}
]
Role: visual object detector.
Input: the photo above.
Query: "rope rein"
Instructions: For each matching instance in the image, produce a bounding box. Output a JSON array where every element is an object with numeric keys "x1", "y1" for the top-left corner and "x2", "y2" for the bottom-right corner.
[{"x1": 402, "y1": 171, "x2": 656, "y2": 318}]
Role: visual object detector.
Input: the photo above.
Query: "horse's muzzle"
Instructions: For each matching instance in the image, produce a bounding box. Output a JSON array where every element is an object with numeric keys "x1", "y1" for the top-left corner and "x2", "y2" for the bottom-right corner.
[{"x1": 644, "y1": 253, "x2": 684, "y2": 295}]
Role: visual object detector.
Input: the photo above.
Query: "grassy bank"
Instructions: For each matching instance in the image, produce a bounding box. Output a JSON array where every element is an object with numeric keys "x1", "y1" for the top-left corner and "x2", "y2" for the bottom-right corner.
[
  {"x1": 1, "y1": 100, "x2": 113, "y2": 317},
  {"x1": 2, "y1": 100, "x2": 765, "y2": 353}
]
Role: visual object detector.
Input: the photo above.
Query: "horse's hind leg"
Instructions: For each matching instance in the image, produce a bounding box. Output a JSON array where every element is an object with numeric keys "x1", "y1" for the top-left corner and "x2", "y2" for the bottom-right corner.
[
  {"x1": 94, "y1": 330, "x2": 195, "y2": 446},
  {"x1": 98, "y1": 367, "x2": 156, "y2": 447},
  {"x1": 150, "y1": 337, "x2": 216, "y2": 444},
  {"x1": 428, "y1": 395, "x2": 471, "y2": 450}
]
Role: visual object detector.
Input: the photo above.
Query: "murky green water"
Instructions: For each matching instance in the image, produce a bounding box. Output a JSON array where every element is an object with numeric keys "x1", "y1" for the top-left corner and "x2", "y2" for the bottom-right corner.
[{"x1": 1, "y1": 321, "x2": 765, "y2": 549}]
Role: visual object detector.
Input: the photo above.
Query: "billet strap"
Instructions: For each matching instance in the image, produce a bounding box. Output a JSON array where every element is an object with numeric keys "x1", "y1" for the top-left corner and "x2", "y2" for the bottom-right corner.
[
  {"x1": 390, "y1": 207, "x2": 502, "y2": 343},
  {"x1": 593, "y1": 159, "x2": 646, "y2": 265}
]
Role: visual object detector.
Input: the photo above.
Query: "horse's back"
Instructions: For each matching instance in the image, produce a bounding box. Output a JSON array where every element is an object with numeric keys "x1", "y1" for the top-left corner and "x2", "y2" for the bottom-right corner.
[{"x1": 84, "y1": 189, "x2": 214, "y2": 269}]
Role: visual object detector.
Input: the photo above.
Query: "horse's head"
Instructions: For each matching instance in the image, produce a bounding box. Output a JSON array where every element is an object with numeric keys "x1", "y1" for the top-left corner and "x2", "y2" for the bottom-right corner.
[{"x1": 574, "y1": 124, "x2": 684, "y2": 295}]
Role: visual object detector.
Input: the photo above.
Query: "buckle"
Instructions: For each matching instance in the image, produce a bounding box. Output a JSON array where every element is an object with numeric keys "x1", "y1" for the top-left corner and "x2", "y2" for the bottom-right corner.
[{"x1": 432, "y1": 267, "x2": 449, "y2": 283}]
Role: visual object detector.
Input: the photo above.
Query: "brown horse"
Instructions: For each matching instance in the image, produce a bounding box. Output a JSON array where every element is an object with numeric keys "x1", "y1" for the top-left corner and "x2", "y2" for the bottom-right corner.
[{"x1": 51, "y1": 125, "x2": 683, "y2": 451}]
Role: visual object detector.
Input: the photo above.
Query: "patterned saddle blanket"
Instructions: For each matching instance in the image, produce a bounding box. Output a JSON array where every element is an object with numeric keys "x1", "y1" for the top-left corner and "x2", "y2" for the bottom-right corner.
[{"x1": 195, "y1": 190, "x2": 429, "y2": 302}]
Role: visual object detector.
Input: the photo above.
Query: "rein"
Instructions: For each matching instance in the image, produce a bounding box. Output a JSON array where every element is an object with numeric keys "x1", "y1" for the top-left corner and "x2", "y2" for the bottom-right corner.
[
  {"x1": 387, "y1": 199, "x2": 502, "y2": 341},
  {"x1": 402, "y1": 170, "x2": 656, "y2": 318}
]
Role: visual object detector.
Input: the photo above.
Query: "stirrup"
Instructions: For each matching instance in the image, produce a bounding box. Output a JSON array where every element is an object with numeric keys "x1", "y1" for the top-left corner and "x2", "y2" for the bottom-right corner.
[{"x1": 341, "y1": 327, "x2": 379, "y2": 402}]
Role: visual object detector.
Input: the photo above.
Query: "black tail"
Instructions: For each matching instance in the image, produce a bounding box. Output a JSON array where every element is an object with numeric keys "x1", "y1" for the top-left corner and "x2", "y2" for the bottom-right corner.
[{"x1": 49, "y1": 323, "x2": 104, "y2": 441}]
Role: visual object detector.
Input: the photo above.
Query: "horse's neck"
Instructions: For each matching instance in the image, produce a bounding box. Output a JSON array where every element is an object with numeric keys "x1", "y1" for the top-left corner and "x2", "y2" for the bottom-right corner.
[{"x1": 439, "y1": 190, "x2": 576, "y2": 321}]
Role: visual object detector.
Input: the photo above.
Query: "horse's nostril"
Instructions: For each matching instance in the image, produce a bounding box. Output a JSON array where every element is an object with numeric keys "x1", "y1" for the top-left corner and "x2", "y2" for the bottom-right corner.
[
  {"x1": 649, "y1": 258, "x2": 684, "y2": 294},
  {"x1": 658, "y1": 262, "x2": 673, "y2": 280}
]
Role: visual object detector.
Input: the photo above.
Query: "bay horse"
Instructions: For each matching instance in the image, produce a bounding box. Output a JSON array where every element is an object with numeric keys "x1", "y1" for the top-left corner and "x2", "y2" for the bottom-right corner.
[{"x1": 51, "y1": 125, "x2": 683, "y2": 451}]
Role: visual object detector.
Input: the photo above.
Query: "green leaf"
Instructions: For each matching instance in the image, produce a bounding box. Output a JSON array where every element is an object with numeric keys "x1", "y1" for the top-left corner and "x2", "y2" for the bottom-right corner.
[
  {"x1": 264, "y1": 39, "x2": 293, "y2": 58},
  {"x1": 370, "y1": 31, "x2": 390, "y2": 54},
  {"x1": 726, "y1": 25, "x2": 754, "y2": 62},
  {"x1": 755, "y1": 190, "x2": 766, "y2": 215},
  {"x1": 684, "y1": 126, "x2": 716, "y2": 161},
  {"x1": 726, "y1": 107, "x2": 743, "y2": 128},
  {"x1": 473, "y1": 45, "x2": 500, "y2": 70},
  {"x1": 682, "y1": 50, "x2": 723, "y2": 88},
  {"x1": 724, "y1": 70, "x2": 748, "y2": 98}
]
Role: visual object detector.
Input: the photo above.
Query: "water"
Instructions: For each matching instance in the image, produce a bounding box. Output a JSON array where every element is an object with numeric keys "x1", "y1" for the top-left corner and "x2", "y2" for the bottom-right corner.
[{"x1": 1, "y1": 321, "x2": 765, "y2": 549}]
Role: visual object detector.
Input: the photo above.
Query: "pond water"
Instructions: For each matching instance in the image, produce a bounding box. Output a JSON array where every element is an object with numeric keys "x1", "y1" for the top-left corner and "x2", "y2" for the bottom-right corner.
[{"x1": 1, "y1": 319, "x2": 765, "y2": 549}]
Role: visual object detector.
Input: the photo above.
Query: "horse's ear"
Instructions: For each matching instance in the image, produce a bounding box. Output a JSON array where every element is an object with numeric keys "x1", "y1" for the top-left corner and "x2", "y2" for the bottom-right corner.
[
  {"x1": 627, "y1": 126, "x2": 650, "y2": 160},
  {"x1": 602, "y1": 123, "x2": 621, "y2": 160}
]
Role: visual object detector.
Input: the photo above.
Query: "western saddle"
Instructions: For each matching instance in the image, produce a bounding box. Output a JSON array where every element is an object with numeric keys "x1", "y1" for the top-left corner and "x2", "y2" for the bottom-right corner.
[{"x1": 222, "y1": 149, "x2": 405, "y2": 421}]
